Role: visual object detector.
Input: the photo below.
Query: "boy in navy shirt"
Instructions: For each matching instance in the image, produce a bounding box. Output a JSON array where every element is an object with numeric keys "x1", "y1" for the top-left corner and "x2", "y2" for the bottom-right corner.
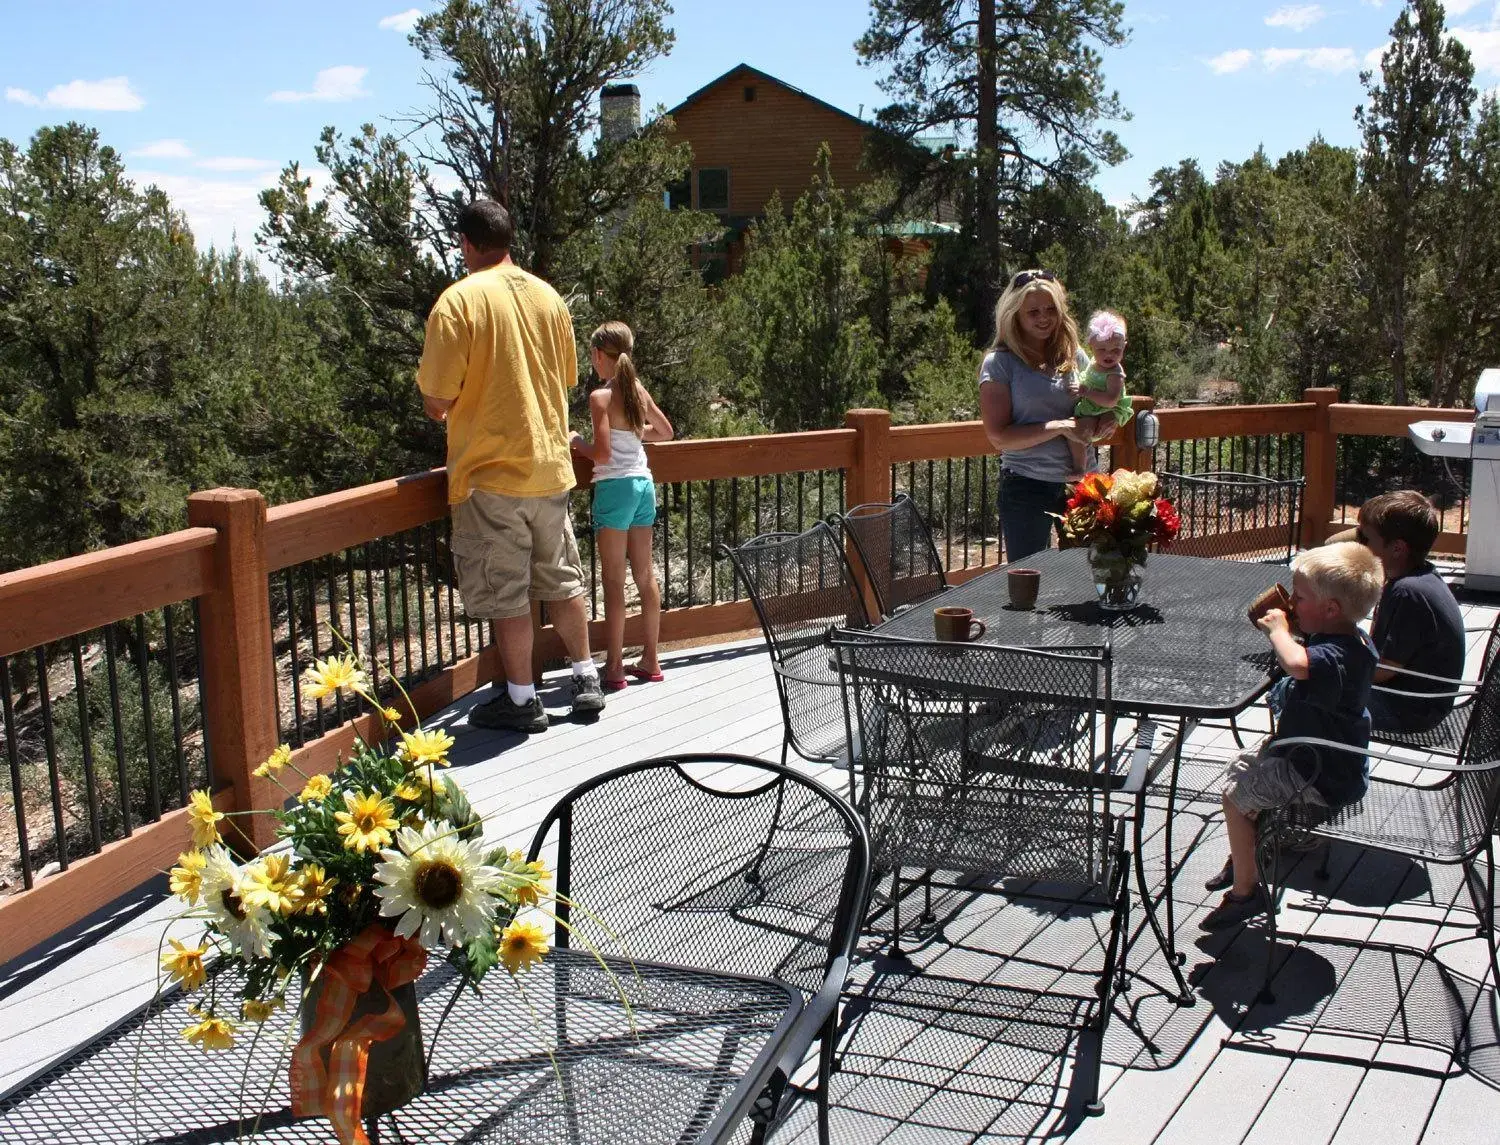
[
  {"x1": 1357, "y1": 491, "x2": 1466, "y2": 733},
  {"x1": 1202, "y1": 542, "x2": 1384, "y2": 930}
]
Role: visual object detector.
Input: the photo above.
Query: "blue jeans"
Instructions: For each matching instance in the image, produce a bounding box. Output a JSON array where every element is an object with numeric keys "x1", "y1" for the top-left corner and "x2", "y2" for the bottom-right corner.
[{"x1": 999, "y1": 470, "x2": 1068, "y2": 562}]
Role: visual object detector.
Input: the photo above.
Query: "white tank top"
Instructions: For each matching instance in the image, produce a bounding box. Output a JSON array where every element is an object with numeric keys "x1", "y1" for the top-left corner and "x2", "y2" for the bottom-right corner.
[{"x1": 591, "y1": 426, "x2": 653, "y2": 483}]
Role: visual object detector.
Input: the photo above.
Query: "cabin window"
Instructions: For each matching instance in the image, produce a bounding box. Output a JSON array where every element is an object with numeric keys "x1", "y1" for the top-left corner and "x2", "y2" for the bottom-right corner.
[
  {"x1": 666, "y1": 176, "x2": 690, "y2": 211},
  {"x1": 743, "y1": 85, "x2": 756, "y2": 102},
  {"x1": 696, "y1": 167, "x2": 729, "y2": 212}
]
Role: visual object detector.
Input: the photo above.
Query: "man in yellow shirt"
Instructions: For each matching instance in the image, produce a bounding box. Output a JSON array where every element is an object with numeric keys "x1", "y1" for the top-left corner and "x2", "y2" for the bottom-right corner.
[{"x1": 417, "y1": 200, "x2": 604, "y2": 731}]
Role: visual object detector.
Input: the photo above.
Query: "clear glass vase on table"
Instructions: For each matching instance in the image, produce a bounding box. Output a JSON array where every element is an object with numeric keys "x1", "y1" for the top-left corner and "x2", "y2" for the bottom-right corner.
[{"x1": 1053, "y1": 470, "x2": 1182, "y2": 612}]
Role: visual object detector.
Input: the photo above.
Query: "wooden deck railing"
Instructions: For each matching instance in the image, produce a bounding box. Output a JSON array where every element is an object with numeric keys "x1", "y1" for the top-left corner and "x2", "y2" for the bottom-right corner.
[{"x1": 0, "y1": 389, "x2": 1476, "y2": 964}]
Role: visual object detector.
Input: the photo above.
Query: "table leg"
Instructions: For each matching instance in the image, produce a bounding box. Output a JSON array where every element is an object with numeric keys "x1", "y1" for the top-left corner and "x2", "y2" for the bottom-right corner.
[{"x1": 1128, "y1": 718, "x2": 1195, "y2": 1006}]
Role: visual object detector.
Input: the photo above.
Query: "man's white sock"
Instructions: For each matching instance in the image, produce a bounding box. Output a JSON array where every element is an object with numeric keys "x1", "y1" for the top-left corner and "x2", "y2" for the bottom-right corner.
[
  {"x1": 507, "y1": 681, "x2": 536, "y2": 705},
  {"x1": 571, "y1": 659, "x2": 599, "y2": 679}
]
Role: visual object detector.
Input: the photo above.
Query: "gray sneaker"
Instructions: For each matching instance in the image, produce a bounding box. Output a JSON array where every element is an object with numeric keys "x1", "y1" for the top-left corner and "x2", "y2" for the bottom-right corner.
[
  {"x1": 569, "y1": 673, "x2": 606, "y2": 716},
  {"x1": 469, "y1": 691, "x2": 548, "y2": 733}
]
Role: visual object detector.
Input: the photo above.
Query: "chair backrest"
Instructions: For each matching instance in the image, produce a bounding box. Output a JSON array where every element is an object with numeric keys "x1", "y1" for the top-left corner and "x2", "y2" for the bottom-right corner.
[
  {"x1": 720, "y1": 523, "x2": 871, "y2": 762},
  {"x1": 1156, "y1": 470, "x2": 1304, "y2": 563},
  {"x1": 527, "y1": 754, "x2": 871, "y2": 998},
  {"x1": 830, "y1": 630, "x2": 1119, "y2": 888},
  {"x1": 1450, "y1": 650, "x2": 1500, "y2": 857},
  {"x1": 834, "y1": 494, "x2": 949, "y2": 618}
]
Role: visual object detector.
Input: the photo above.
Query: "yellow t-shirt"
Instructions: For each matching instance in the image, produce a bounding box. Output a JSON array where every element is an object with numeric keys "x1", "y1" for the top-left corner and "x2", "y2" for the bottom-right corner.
[{"x1": 416, "y1": 262, "x2": 578, "y2": 503}]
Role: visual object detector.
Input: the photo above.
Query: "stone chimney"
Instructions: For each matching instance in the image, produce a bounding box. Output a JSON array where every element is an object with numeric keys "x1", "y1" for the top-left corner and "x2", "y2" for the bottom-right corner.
[{"x1": 600, "y1": 83, "x2": 641, "y2": 145}]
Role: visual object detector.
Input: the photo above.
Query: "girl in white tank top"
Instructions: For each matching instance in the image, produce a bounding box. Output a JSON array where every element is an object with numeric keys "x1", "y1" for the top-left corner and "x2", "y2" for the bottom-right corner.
[{"x1": 569, "y1": 322, "x2": 675, "y2": 690}]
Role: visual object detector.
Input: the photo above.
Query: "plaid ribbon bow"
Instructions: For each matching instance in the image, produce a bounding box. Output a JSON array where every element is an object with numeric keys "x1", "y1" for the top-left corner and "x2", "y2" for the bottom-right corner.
[{"x1": 290, "y1": 923, "x2": 428, "y2": 1145}]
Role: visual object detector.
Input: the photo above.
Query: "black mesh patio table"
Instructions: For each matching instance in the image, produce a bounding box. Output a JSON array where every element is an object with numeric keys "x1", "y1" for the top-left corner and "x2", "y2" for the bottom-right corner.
[
  {"x1": 0, "y1": 949, "x2": 801, "y2": 1144},
  {"x1": 879, "y1": 549, "x2": 1282, "y2": 719},
  {"x1": 877, "y1": 548, "x2": 1286, "y2": 1001}
]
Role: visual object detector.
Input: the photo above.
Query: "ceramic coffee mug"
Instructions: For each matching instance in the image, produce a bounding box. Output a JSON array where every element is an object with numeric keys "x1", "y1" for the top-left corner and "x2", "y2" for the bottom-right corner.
[
  {"x1": 1007, "y1": 567, "x2": 1041, "y2": 610},
  {"x1": 1247, "y1": 583, "x2": 1293, "y2": 627},
  {"x1": 934, "y1": 605, "x2": 986, "y2": 642}
]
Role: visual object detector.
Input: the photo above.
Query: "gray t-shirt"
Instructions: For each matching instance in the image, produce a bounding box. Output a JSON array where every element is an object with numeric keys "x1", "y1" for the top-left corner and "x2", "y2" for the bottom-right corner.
[{"x1": 979, "y1": 347, "x2": 1096, "y2": 482}]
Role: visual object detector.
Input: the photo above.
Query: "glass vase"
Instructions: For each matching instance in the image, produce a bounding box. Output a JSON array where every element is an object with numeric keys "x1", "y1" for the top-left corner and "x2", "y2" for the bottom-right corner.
[{"x1": 1088, "y1": 541, "x2": 1145, "y2": 612}]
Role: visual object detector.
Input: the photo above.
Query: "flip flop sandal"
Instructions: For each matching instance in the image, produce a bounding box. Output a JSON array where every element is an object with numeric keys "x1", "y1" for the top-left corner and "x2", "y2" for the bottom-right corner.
[
  {"x1": 602, "y1": 676, "x2": 630, "y2": 693},
  {"x1": 625, "y1": 665, "x2": 664, "y2": 682}
]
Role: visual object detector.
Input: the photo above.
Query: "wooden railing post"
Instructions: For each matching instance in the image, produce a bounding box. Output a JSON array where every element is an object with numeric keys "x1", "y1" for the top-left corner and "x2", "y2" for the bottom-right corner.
[
  {"x1": 1110, "y1": 395, "x2": 1156, "y2": 472},
  {"x1": 1302, "y1": 388, "x2": 1339, "y2": 549},
  {"x1": 187, "y1": 489, "x2": 280, "y2": 854},
  {"x1": 844, "y1": 409, "x2": 893, "y2": 619}
]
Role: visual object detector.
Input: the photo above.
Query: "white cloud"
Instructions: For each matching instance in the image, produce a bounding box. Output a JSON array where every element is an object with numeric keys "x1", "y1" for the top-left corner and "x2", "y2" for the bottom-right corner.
[
  {"x1": 1263, "y1": 47, "x2": 1307, "y2": 69},
  {"x1": 1207, "y1": 49, "x2": 1256, "y2": 74},
  {"x1": 1455, "y1": 26, "x2": 1500, "y2": 74},
  {"x1": 267, "y1": 65, "x2": 369, "y2": 104},
  {"x1": 1266, "y1": 5, "x2": 1326, "y2": 32},
  {"x1": 195, "y1": 156, "x2": 277, "y2": 172},
  {"x1": 378, "y1": 8, "x2": 422, "y2": 32},
  {"x1": 6, "y1": 76, "x2": 144, "y2": 111},
  {"x1": 133, "y1": 138, "x2": 193, "y2": 159},
  {"x1": 1363, "y1": 43, "x2": 1388, "y2": 71},
  {"x1": 1303, "y1": 46, "x2": 1358, "y2": 71},
  {"x1": 1447, "y1": 0, "x2": 1487, "y2": 14}
]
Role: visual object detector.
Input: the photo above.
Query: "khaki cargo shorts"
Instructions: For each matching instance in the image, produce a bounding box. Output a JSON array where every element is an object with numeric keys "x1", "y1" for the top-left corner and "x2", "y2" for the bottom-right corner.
[{"x1": 450, "y1": 489, "x2": 585, "y2": 620}]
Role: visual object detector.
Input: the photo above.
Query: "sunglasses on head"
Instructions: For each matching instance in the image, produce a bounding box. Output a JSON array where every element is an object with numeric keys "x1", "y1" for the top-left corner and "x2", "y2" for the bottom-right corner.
[{"x1": 1010, "y1": 269, "x2": 1057, "y2": 290}]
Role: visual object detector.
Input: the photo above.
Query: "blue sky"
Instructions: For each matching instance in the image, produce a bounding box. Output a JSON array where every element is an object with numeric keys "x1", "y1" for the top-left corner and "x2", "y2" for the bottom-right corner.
[{"x1": 4, "y1": 0, "x2": 1500, "y2": 254}]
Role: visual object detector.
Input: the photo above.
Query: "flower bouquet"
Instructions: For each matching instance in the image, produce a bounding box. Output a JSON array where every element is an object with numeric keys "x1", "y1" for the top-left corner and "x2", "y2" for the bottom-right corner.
[
  {"x1": 160, "y1": 650, "x2": 552, "y2": 1144},
  {"x1": 1054, "y1": 470, "x2": 1182, "y2": 610}
]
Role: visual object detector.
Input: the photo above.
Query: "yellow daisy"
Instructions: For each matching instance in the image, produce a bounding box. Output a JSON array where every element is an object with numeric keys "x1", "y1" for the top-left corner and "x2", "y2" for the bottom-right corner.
[
  {"x1": 241, "y1": 997, "x2": 284, "y2": 1023},
  {"x1": 295, "y1": 863, "x2": 337, "y2": 915},
  {"x1": 300, "y1": 654, "x2": 371, "y2": 702},
  {"x1": 394, "y1": 770, "x2": 445, "y2": 803},
  {"x1": 298, "y1": 773, "x2": 333, "y2": 803},
  {"x1": 240, "y1": 854, "x2": 299, "y2": 915},
  {"x1": 335, "y1": 791, "x2": 398, "y2": 854},
  {"x1": 497, "y1": 919, "x2": 550, "y2": 975},
  {"x1": 169, "y1": 850, "x2": 208, "y2": 905},
  {"x1": 187, "y1": 790, "x2": 224, "y2": 848},
  {"x1": 253, "y1": 744, "x2": 293, "y2": 779},
  {"x1": 512, "y1": 859, "x2": 552, "y2": 907},
  {"x1": 382, "y1": 707, "x2": 403, "y2": 724},
  {"x1": 399, "y1": 728, "x2": 455, "y2": 768},
  {"x1": 161, "y1": 937, "x2": 208, "y2": 991},
  {"x1": 181, "y1": 1009, "x2": 236, "y2": 1051}
]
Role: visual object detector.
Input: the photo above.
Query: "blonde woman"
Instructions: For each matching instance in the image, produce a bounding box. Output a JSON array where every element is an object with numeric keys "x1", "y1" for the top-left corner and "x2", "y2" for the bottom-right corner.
[
  {"x1": 977, "y1": 270, "x2": 1096, "y2": 560},
  {"x1": 569, "y1": 322, "x2": 674, "y2": 690}
]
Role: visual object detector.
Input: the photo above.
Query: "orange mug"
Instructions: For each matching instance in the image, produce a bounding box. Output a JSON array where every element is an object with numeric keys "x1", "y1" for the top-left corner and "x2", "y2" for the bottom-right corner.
[{"x1": 934, "y1": 606, "x2": 986, "y2": 642}]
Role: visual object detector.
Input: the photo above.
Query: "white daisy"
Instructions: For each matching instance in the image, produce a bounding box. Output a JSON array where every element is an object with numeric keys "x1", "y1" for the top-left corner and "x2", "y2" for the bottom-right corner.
[
  {"x1": 200, "y1": 845, "x2": 272, "y2": 959},
  {"x1": 373, "y1": 820, "x2": 504, "y2": 948}
]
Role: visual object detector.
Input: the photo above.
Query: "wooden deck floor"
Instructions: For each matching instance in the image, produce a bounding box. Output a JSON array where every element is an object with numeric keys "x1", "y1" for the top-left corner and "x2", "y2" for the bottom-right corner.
[{"x1": 4, "y1": 593, "x2": 1500, "y2": 1143}]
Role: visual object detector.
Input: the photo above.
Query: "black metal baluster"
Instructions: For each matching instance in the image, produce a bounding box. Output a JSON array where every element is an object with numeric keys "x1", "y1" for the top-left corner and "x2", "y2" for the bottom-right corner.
[
  {"x1": 104, "y1": 627, "x2": 131, "y2": 835},
  {"x1": 415, "y1": 526, "x2": 431, "y2": 676},
  {"x1": 944, "y1": 459, "x2": 954, "y2": 569},
  {"x1": 162, "y1": 606, "x2": 189, "y2": 804},
  {"x1": 708, "y1": 480, "x2": 719, "y2": 603},
  {"x1": 284, "y1": 569, "x2": 305, "y2": 746},
  {"x1": 980, "y1": 455, "x2": 989, "y2": 566},
  {"x1": 754, "y1": 475, "x2": 763, "y2": 535},
  {"x1": 191, "y1": 599, "x2": 212, "y2": 790},
  {"x1": 730, "y1": 478, "x2": 741, "y2": 600},
  {"x1": 135, "y1": 616, "x2": 161, "y2": 820},
  {"x1": 686, "y1": 481, "x2": 696, "y2": 606},
  {"x1": 344, "y1": 549, "x2": 360, "y2": 658},
  {"x1": 36, "y1": 645, "x2": 68, "y2": 870},
  {"x1": 2, "y1": 658, "x2": 32, "y2": 889},
  {"x1": 364, "y1": 542, "x2": 382, "y2": 695},
  {"x1": 324, "y1": 558, "x2": 345, "y2": 726},
  {"x1": 70, "y1": 637, "x2": 103, "y2": 853},
  {"x1": 962, "y1": 457, "x2": 972, "y2": 568}
]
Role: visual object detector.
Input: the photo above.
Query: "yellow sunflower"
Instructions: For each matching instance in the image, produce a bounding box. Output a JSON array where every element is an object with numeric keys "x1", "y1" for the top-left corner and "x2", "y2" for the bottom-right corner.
[
  {"x1": 161, "y1": 937, "x2": 208, "y2": 991},
  {"x1": 181, "y1": 1009, "x2": 237, "y2": 1051},
  {"x1": 187, "y1": 790, "x2": 224, "y2": 848},
  {"x1": 241, "y1": 997, "x2": 284, "y2": 1023},
  {"x1": 294, "y1": 863, "x2": 337, "y2": 915},
  {"x1": 335, "y1": 791, "x2": 398, "y2": 854},
  {"x1": 399, "y1": 728, "x2": 455, "y2": 768},
  {"x1": 169, "y1": 850, "x2": 208, "y2": 905},
  {"x1": 240, "y1": 854, "x2": 299, "y2": 915},
  {"x1": 297, "y1": 773, "x2": 333, "y2": 803},
  {"x1": 299, "y1": 654, "x2": 371, "y2": 702},
  {"x1": 497, "y1": 919, "x2": 550, "y2": 975},
  {"x1": 252, "y1": 743, "x2": 293, "y2": 779}
]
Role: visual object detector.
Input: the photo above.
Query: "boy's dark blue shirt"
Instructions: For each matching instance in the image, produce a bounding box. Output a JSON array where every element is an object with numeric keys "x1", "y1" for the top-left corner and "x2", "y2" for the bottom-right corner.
[
  {"x1": 1271, "y1": 631, "x2": 1378, "y2": 807},
  {"x1": 1370, "y1": 563, "x2": 1465, "y2": 732}
]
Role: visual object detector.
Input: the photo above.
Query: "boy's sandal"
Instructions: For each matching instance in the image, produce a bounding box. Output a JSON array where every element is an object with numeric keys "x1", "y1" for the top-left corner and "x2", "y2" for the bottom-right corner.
[
  {"x1": 602, "y1": 676, "x2": 630, "y2": 693},
  {"x1": 625, "y1": 665, "x2": 664, "y2": 682}
]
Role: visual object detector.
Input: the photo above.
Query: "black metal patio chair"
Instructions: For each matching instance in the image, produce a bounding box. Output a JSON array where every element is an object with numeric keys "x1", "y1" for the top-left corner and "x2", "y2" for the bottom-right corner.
[
  {"x1": 1256, "y1": 653, "x2": 1500, "y2": 1011},
  {"x1": 527, "y1": 753, "x2": 872, "y2": 1145},
  {"x1": 829, "y1": 493, "x2": 949, "y2": 619},
  {"x1": 719, "y1": 523, "x2": 871, "y2": 769},
  {"x1": 1156, "y1": 470, "x2": 1304, "y2": 564},
  {"x1": 829, "y1": 630, "x2": 1141, "y2": 1115}
]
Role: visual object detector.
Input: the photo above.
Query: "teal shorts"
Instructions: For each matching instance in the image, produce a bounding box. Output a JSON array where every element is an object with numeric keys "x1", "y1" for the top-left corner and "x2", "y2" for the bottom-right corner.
[{"x1": 592, "y1": 476, "x2": 657, "y2": 531}]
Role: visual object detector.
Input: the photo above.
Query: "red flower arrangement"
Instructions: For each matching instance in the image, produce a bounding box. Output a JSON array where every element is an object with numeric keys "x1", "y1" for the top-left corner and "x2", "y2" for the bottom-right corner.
[{"x1": 1055, "y1": 469, "x2": 1181, "y2": 565}]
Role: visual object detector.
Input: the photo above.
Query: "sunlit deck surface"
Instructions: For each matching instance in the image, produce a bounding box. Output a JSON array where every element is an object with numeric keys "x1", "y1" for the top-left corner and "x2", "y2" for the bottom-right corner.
[{"x1": 5, "y1": 578, "x2": 1500, "y2": 1143}]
